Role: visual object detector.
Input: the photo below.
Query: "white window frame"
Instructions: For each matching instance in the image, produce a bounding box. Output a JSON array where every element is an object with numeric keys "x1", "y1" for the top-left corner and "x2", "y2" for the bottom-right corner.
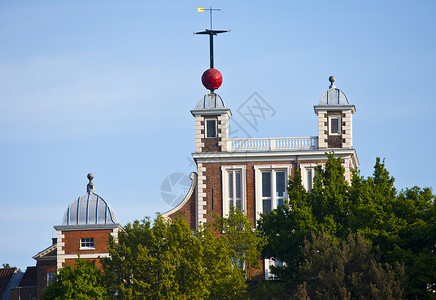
[
  {"x1": 329, "y1": 116, "x2": 341, "y2": 135},
  {"x1": 221, "y1": 165, "x2": 246, "y2": 216},
  {"x1": 205, "y1": 118, "x2": 217, "y2": 138},
  {"x1": 300, "y1": 163, "x2": 319, "y2": 192},
  {"x1": 254, "y1": 164, "x2": 291, "y2": 221},
  {"x1": 80, "y1": 237, "x2": 95, "y2": 250},
  {"x1": 264, "y1": 258, "x2": 285, "y2": 280}
]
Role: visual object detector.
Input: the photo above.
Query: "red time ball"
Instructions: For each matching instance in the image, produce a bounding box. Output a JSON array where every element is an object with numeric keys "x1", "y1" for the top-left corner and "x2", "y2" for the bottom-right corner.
[{"x1": 201, "y1": 68, "x2": 222, "y2": 91}]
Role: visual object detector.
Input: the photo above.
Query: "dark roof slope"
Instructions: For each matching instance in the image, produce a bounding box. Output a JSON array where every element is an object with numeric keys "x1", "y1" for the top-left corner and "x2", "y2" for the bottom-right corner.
[
  {"x1": 18, "y1": 267, "x2": 37, "y2": 287},
  {"x1": 0, "y1": 268, "x2": 17, "y2": 297}
]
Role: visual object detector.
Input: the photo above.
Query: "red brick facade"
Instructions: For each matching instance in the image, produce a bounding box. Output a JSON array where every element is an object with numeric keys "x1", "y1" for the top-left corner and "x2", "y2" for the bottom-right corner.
[
  {"x1": 62, "y1": 229, "x2": 112, "y2": 255},
  {"x1": 170, "y1": 159, "x2": 333, "y2": 230},
  {"x1": 167, "y1": 190, "x2": 197, "y2": 229}
]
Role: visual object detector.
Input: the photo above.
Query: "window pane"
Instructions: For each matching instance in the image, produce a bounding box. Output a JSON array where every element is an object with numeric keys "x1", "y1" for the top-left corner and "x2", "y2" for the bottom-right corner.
[
  {"x1": 236, "y1": 199, "x2": 242, "y2": 211},
  {"x1": 277, "y1": 198, "x2": 283, "y2": 207},
  {"x1": 276, "y1": 172, "x2": 285, "y2": 197},
  {"x1": 331, "y1": 118, "x2": 339, "y2": 134},
  {"x1": 80, "y1": 238, "x2": 94, "y2": 248},
  {"x1": 307, "y1": 169, "x2": 313, "y2": 191},
  {"x1": 47, "y1": 272, "x2": 55, "y2": 284},
  {"x1": 228, "y1": 172, "x2": 233, "y2": 198},
  {"x1": 262, "y1": 172, "x2": 271, "y2": 197},
  {"x1": 263, "y1": 199, "x2": 271, "y2": 214},
  {"x1": 235, "y1": 172, "x2": 241, "y2": 198},
  {"x1": 206, "y1": 120, "x2": 217, "y2": 137}
]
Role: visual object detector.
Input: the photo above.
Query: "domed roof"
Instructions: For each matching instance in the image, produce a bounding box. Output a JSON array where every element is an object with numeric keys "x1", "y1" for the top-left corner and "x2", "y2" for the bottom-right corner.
[
  {"x1": 55, "y1": 174, "x2": 119, "y2": 229},
  {"x1": 60, "y1": 192, "x2": 118, "y2": 226},
  {"x1": 318, "y1": 76, "x2": 350, "y2": 106},
  {"x1": 194, "y1": 93, "x2": 226, "y2": 110}
]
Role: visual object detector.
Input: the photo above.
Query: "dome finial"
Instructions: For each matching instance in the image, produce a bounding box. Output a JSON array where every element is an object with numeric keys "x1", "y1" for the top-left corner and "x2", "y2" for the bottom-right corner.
[
  {"x1": 329, "y1": 75, "x2": 336, "y2": 89},
  {"x1": 87, "y1": 173, "x2": 94, "y2": 193}
]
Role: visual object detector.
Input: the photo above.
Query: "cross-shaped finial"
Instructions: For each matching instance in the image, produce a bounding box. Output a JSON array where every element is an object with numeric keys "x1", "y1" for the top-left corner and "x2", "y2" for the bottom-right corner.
[{"x1": 195, "y1": 7, "x2": 229, "y2": 69}]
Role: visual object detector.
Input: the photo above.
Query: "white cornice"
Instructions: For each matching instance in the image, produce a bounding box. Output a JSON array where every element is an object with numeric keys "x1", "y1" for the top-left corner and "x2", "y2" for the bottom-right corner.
[
  {"x1": 33, "y1": 244, "x2": 56, "y2": 260},
  {"x1": 314, "y1": 105, "x2": 356, "y2": 114},
  {"x1": 192, "y1": 148, "x2": 359, "y2": 166},
  {"x1": 54, "y1": 223, "x2": 122, "y2": 231},
  {"x1": 190, "y1": 109, "x2": 232, "y2": 117}
]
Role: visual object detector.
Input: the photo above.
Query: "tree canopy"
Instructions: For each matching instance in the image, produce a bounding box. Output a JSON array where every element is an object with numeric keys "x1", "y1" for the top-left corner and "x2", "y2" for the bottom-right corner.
[
  {"x1": 41, "y1": 258, "x2": 108, "y2": 300},
  {"x1": 101, "y1": 215, "x2": 249, "y2": 299},
  {"x1": 258, "y1": 153, "x2": 436, "y2": 299}
]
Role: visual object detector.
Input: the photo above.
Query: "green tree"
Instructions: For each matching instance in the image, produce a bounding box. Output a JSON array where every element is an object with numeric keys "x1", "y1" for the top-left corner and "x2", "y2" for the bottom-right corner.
[
  {"x1": 41, "y1": 258, "x2": 108, "y2": 300},
  {"x1": 296, "y1": 231, "x2": 405, "y2": 300},
  {"x1": 258, "y1": 154, "x2": 436, "y2": 298},
  {"x1": 102, "y1": 215, "x2": 247, "y2": 299},
  {"x1": 213, "y1": 206, "x2": 265, "y2": 276}
]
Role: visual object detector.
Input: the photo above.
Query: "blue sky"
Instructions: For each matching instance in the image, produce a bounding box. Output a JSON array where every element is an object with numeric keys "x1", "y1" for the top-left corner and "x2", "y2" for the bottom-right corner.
[{"x1": 1, "y1": 1, "x2": 435, "y2": 270}]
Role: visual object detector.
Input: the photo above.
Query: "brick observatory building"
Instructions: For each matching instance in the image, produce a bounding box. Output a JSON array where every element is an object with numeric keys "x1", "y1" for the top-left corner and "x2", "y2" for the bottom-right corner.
[
  {"x1": 163, "y1": 72, "x2": 359, "y2": 276},
  {"x1": 11, "y1": 174, "x2": 121, "y2": 299}
]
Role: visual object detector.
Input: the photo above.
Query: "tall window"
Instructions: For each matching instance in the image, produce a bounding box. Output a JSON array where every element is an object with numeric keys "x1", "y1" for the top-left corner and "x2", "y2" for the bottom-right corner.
[
  {"x1": 47, "y1": 272, "x2": 55, "y2": 285},
  {"x1": 228, "y1": 171, "x2": 242, "y2": 210},
  {"x1": 206, "y1": 119, "x2": 217, "y2": 138},
  {"x1": 300, "y1": 164, "x2": 320, "y2": 192},
  {"x1": 80, "y1": 237, "x2": 94, "y2": 249},
  {"x1": 221, "y1": 166, "x2": 246, "y2": 216},
  {"x1": 329, "y1": 116, "x2": 341, "y2": 135},
  {"x1": 255, "y1": 165, "x2": 290, "y2": 219},
  {"x1": 261, "y1": 171, "x2": 286, "y2": 214},
  {"x1": 307, "y1": 169, "x2": 313, "y2": 191}
]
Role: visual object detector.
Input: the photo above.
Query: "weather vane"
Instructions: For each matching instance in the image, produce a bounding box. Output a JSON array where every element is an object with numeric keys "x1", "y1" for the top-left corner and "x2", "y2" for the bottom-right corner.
[{"x1": 196, "y1": 7, "x2": 229, "y2": 69}]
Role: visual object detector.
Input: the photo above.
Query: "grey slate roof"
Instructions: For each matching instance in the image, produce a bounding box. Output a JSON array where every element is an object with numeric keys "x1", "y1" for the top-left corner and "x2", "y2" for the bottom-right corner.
[
  {"x1": 319, "y1": 87, "x2": 350, "y2": 105},
  {"x1": 194, "y1": 93, "x2": 226, "y2": 110},
  {"x1": 60, "y1": 192, "x2": 118, "y2": 226}
]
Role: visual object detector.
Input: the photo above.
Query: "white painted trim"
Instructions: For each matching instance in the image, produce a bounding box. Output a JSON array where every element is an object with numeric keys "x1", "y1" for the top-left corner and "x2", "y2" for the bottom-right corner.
[
  {"x1": 300, "y1": 163, "x2": 321, "y2": 191},
  {"x1": 329, "y1": 116, "x2": 341, "y2": 135},
  {"x1": 192, "y1": 148, "x2": 358, "y2": 162},
  {"x1": 197, "y1": 163, "x2": 207, "y2": 226},
  {"x1": 62, "y1": 253, "x2": 110, "y2": 260},
  {"x1": 54, "y1": 224, "x2": 120, "y2": 231},
  {"x1": 79, "y1": 247, "x2": 95, "y2": 250},
  {"x1": 33, "y1": 244, "x2": 57, "y2": 260},
  {"x1": 221, "y1": 165, "x2": 247, "y2": 217},
  {"x1": 253, "y1": 164, "x2": 291, "y2": 221}
]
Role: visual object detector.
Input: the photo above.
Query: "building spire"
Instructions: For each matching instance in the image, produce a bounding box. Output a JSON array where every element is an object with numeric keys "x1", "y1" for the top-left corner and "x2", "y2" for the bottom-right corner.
[
  {"x1": 87, "y1": 173, "x2": 94, "y2": 193},
  {"x1": 195, "y1": 7, "x2": 228, "y2": 93},
  {"x1": 195, "y1": 7, "x2": 228, "y2": 69}
]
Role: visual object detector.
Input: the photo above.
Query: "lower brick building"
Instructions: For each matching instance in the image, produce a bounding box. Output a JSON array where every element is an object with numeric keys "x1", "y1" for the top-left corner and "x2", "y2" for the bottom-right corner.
[
  {"x1": 11, "y1": 174, "x2": 121, "y2": 299},
  {"x1": 163, "y1": 75, "x2": 359, "y2": 277}
]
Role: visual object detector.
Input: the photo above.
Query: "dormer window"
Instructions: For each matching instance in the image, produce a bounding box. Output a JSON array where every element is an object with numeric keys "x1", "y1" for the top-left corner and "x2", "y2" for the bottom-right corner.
[
  {"x1": 329, "y1": 116, "x2": 341, "y2": 135},
  {"x1": 206, "y1": 119, "x2": 217, "y2": 138},
  {"x1": 80, "y1": 237, "x2": 95, "y2": 250}
]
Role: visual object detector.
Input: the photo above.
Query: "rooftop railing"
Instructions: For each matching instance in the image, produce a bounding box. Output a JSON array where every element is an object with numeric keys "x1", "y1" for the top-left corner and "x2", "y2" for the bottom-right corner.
[{"x1": 229, "y1": 136, "x2": 319, "y2": 152}]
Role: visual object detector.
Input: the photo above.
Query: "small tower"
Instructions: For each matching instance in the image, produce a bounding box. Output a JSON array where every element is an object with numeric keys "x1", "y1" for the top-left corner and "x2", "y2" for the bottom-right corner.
[
  {"x1": 314, "y1": 76, "x2": 356, "y2": 149},
  {"x1": 54, "y1": 174, "x2": 121, "y2": 269},
  {"x1": 191, "y1": 72, "x2": 232, "y2": 152}
]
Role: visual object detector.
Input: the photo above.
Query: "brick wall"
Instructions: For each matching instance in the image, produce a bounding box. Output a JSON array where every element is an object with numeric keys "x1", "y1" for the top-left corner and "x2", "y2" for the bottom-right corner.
[
  {"x1": 167, "y1": 188, "x2": 197, "y2": 230},
  {"x1": 62, "y1": 229, "x2": 112, "y2": 254},
  {"x1": 36, "y1": 259, "x2": 56, "y2": 298}
]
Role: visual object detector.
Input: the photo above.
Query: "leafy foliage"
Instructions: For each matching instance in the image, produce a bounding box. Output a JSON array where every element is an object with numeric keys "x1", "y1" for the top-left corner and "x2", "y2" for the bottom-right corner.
[
  {"x1": 213, "y1": 206, "x2": 265, "y2": 276},
  {"x1": 102, "y1": 215, "x2": 247, "y2": 299},
  {"x1": 41, "y1": 258, "x2": 108, "y2": 300},
  {"x1": 258, "y1": 153, "x2": 436, "y2": 299},
  {"x1": 297, "y1": 231, "x2": 405, "y2": 300}
]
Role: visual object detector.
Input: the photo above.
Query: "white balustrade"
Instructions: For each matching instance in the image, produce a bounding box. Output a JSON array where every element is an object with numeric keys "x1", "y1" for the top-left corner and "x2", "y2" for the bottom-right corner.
[{"x1": 229, "y1": 137, "x2": 318, "y2": 151}]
